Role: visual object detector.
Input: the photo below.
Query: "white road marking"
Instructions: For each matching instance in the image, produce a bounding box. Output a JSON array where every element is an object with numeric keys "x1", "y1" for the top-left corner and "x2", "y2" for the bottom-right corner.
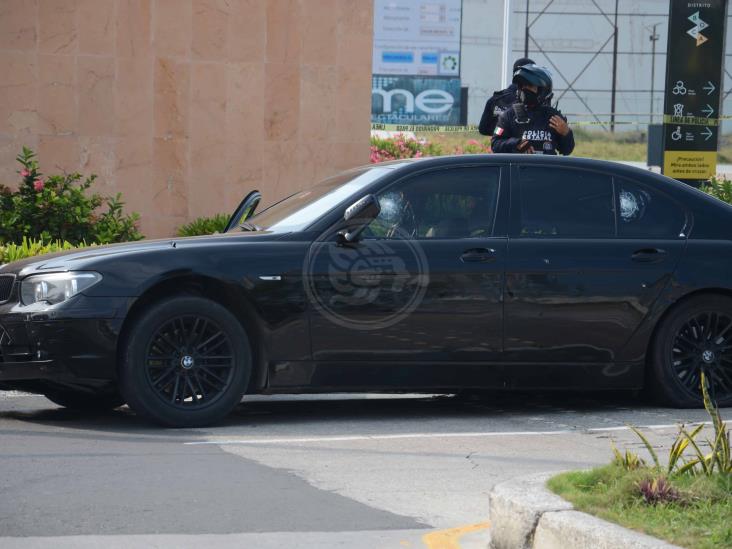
[{"x1": 184, "y1": 421, "x2": 716, "y2": 445}]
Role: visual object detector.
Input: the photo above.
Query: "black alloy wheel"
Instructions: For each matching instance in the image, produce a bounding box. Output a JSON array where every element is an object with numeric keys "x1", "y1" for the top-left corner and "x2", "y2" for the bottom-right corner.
[
  {"x1": 145, "y1": 316, "x2": 235, "y2": 409},
  {"x1": 670, "y1": 311, "x2": 732, "y2": 401},
  {"x1": 121, "y1": 296, "x2": 252, "y2": 427},
  {"x1": 652, "y1": 295, "x2": 732, "y2": 407}
]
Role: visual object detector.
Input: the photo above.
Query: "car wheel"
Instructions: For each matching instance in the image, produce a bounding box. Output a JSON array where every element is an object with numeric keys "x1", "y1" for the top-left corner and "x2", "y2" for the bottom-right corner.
[
  {"x1": 43, "y1": 386, "x2": 124, "y2": 411},
  {"x1": 120, "y1": 296, "x2": 252, "y2": 427},
  {"x1": 650, "y1": 295, "x2": 732, "y2": 408}
]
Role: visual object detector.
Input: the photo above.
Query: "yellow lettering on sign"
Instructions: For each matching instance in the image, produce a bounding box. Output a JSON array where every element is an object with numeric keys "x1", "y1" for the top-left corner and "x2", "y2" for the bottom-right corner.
[{"x1": 663, "y1": 151, "x2": 717, "y2": 179}]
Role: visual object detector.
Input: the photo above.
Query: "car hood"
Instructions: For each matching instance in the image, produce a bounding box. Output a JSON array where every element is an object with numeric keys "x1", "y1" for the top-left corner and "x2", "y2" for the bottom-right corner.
[{"x1": 0, "y1": 232, "x2": 278, "y2": 278}]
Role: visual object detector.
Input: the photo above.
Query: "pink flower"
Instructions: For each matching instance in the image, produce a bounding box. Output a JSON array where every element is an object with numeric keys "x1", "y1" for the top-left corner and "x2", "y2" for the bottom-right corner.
[
  {"x1": 20, "y1": 169, "x2": 30, "y2": 178},
  {"x1": 468, "y1": 139, "x2": 479, "y2": 146},
  {"x1": 33, "y1": 179, "x2": 44, "y2": 191}
]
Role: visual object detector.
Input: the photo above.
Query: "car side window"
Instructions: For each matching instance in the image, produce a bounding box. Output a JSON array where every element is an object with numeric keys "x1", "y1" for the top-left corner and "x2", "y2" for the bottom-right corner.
[
  {"x1": 617, "y1": 179, "x2": 687, "y2": 238},
  {"x1": 365, "y1": 167, "x2": 500, "y2": 240},
  {"x1": 518, "y1": 166, "x2": 614, "y2": 238}
]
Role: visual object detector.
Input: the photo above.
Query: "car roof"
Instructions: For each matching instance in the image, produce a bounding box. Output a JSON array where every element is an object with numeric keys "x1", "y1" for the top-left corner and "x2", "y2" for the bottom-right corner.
[
  {"x1": 366, "y1": 154, "x2": 732, "y2": 237},
  {"x1": 383, "y1": 153, "x2": 649, "y2": 175},
  {"x1": 378, "y1": 153, "x2": 696, "y2": 191}
]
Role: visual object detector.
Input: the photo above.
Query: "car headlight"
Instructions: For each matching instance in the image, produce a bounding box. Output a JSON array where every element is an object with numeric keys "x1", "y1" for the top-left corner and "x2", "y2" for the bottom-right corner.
[{"x1": 21, "y1": 272, "x2": 103, "y2": 305}]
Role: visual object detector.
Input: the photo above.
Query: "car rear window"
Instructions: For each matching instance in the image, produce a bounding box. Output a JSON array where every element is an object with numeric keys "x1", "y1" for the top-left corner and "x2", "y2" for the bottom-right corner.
[
  {"x1": 617, "y1": 179, "x2": 687, "y2": 238},
  {"x1": 518, "y1": 166, "x2": 614, "y2": 238}
]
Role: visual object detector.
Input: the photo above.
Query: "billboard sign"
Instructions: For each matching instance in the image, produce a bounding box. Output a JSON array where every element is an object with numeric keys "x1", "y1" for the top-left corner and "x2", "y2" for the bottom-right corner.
[
  {"x1": 371, "y1": 75, "x2": 462, "y2": 125},
  {"x1": 662, "y1": 0, "x2": 727, "y2": 184},
  {"x1": 372, "y1": 0, "x2": 462, "y2": 77}
]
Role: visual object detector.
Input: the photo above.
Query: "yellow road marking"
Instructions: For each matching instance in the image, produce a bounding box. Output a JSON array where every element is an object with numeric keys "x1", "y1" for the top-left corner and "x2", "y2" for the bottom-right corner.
[{"x1": 422, "y1": 521, "x2": 490, "y2": 549}]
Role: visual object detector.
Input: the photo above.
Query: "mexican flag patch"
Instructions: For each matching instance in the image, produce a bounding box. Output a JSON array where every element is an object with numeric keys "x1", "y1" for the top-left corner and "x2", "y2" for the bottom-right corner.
[{"x1": 494, "y1": 126, "x2": 504, "y2": 136}]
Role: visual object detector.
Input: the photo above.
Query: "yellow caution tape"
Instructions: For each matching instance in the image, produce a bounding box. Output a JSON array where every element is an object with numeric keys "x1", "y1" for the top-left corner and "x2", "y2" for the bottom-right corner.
[
  {"x1": 662, "y1": 115, "x2": 718, "y2": 127},
  {"x1": 371, "y1": 121, "x2": 641, "y2": 132},
  {"x1": 371, "y1": 124, "x2": 479, "y2": 132},
  {"x1": 372, "y1": 115, "x2": 732, "y2": 133}
]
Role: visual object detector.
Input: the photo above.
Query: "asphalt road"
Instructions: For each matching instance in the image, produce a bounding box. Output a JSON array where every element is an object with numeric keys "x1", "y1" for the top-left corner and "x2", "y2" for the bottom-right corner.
[{"x1": 0, "y1": 390, "x2": 729, "y2": 548}]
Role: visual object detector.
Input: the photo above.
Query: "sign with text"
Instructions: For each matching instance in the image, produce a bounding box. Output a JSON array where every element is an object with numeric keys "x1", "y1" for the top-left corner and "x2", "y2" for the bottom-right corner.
[
  {"x1": 662, "y1": 0, "x2": 727, "y2": 184},
  {"x1": 371, "y1": 75, "x2": 462, "y2": 126},
  {"x1": 372, "y1": 0, "x2": 462, "y2": 76}
]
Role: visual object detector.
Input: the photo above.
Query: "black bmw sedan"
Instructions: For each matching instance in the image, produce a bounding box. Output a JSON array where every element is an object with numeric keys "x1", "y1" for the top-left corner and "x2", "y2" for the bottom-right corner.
[{"x1": 1, "y1": 154, "x2": 731, "y2": 426}]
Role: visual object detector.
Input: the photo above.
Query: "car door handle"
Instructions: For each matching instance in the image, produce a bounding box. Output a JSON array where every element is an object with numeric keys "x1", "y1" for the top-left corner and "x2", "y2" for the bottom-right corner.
[
  {"x1": 460, "y1": 248, "x2": 497, "y2": 263},
  {"x1": 631, "y1": 248, "x2": 667, "y2": 263}
]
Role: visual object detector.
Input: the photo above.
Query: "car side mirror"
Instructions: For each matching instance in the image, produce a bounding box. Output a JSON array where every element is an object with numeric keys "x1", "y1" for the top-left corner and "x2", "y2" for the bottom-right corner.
[
  {"x1": 337, "y1": 194, "x2": 380, "y2": 245},
  {"x1": 225, "y1": 190, "x2": 261, "y2": 233}
]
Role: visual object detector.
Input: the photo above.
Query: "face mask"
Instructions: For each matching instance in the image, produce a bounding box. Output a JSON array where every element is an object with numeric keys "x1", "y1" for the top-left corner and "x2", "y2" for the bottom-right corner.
[{"x1": 519, "y1": 88, "x2": 539, "y2": 107}]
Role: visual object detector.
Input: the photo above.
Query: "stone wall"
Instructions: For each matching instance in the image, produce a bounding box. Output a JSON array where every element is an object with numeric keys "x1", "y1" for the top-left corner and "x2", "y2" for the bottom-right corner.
[{"x1": 0, "y1": 0, "x2": 373, "y2": 237}]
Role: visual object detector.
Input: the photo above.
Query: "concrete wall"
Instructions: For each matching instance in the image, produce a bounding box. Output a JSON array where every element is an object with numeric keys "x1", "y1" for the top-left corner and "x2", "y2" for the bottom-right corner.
[{"x1": 0, "y1": 0, "x2": 373, "y2": 238}]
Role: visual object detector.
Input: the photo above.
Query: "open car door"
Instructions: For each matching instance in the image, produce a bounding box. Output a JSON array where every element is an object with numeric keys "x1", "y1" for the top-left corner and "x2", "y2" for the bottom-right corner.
[{"x1": 225, "y1": 190, "x2": 261, "y2": 233}]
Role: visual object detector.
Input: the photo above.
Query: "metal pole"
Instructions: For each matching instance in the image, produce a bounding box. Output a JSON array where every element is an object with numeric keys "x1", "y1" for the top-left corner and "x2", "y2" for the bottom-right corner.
[
  {"x1": 610, "y1": 0, "x2": 619, "y2": 132},
  {"x1": 501, "y1": 0, "x2": 514, "y2": 88},
  {"x1": 524, "y1": 0, "x2": 530, "y2": 57},
  {"x1": 649, "y1": 23, "x2": 659, "y2": 125}
]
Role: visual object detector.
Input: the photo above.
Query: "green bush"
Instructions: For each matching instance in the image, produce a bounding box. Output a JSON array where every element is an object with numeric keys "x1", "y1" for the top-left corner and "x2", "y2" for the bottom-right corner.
[
  {"x1": 701, "y1": 175, "x2": 732, "y2": 204},
  {"x1": 176, "y1": 214, "x2": 229, "y2": 237},
  {"x1": 616, "y1": 373, "x2": 730, "y2": 477},
  {"x1": 0, "y1": 147, "x2": 143, "y2": 246},
  {"x1": 0, "y1": 237, "x2": 84, "y2": 265}
]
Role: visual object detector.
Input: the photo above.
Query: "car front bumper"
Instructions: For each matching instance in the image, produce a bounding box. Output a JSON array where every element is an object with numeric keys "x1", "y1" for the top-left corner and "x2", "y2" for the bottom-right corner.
[{"x1": 0, "y1": 295, "x2": 131, "y2": 383}]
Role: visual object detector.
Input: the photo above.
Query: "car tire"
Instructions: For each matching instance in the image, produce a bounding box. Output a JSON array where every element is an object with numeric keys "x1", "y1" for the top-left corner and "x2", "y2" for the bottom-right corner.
[
  {"x1": 650, "y1": 294, "x2": 732, "y2": 408},
  {"x1": 43, "y1": 386, "x2": 125, "y2": 411},
  {"x1": 120, "y1": 296, "x2": 252, "y2": 427}
]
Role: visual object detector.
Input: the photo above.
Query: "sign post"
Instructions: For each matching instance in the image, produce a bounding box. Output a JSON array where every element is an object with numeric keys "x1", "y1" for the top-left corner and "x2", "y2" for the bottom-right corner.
[
  {"x1": 371, "y1": 0, "x2": 463, "y2": 126},
  {"x1": 662, "y1": 0, "x2": 727, "y2": 186}
]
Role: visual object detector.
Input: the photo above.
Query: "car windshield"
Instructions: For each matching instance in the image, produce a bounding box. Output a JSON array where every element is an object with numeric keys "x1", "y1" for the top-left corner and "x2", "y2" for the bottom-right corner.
[{"x1": 246, "y1": 167, "x2": 392, "y2": 232}]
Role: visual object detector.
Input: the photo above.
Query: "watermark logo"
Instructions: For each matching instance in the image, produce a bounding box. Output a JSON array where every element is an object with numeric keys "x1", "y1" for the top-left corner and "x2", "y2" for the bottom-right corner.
[{"x1": 304, "y1": 228, "x2": 429, "y2": 331}]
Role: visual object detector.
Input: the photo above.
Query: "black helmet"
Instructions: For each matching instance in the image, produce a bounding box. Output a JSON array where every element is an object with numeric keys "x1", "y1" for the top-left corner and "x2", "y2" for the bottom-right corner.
[
  {"x1": 512, "y1": 65, "x2": 553, "y2": 106},
  {"x1": 512, "y1": 57, "x2": 535, "y2": 72}
]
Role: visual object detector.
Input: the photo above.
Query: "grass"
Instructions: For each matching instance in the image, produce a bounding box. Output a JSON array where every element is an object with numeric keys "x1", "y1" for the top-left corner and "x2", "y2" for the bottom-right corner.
[
  {"x1": 572, "y1": 128, "x2": 646, "y2": 161},
  {"x1": 413, "y1": 130, "x2": 732, "y2": 163},
  {"x1": 547, "y1": 464, "x2": 732, "y2": 549}
]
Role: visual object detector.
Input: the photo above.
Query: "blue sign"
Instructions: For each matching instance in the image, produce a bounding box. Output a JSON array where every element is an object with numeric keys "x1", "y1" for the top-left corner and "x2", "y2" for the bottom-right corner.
[
  {"x1": 421, "y1": 53, "x2": 438, "y2": 64},
  {"x1": 371, "y1": 75, "x2": 462, "y2": 126},
  {"x1": 382, "y1": 52, "x2": 415, "y2": 63}
]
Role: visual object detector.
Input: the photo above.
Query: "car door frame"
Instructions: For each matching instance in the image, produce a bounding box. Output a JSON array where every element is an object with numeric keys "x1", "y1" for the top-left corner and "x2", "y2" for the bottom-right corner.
[
  {"x1": 297, "y1": 159, "x2": 512, "y2": 391},
  {"x1": 503, "y1": 161, "x2": 690, "y2": 389}
]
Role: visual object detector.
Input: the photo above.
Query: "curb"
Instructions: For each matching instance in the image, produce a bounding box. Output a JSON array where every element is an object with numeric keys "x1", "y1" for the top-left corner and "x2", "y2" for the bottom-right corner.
[{"x1": 488, "y1": 473, "x2": 683, "y2": 549}]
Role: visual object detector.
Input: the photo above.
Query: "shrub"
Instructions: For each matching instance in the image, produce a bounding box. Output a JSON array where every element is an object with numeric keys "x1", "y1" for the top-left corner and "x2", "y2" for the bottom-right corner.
[
  {"x1": 0, "y1": 237, "x2": 84, "y2": 265},
  {"x1": 0, "y1": 147, "x2": 143, "y2": 246},
  {"x1": 611, "y1": 442, "x2": 646, "y2": 471},
  {"x1": 176, "y1": 214, "x2": 229, "y2": 237},
  {"x1": 620, "y1": 373, "x2": 731, "y2": 477},
  {"x1": 369, "y1": 134, "x2": 491, "y2": 163},
  {"x1": 370, "y1": 134, "x2": 440, "y2": 162},
  {"x1": 637, "y1": 476, "x2": 682, "y2": 505},
  {"x1": 701, "y1": 175, "x2": 732, "y2": 204}
]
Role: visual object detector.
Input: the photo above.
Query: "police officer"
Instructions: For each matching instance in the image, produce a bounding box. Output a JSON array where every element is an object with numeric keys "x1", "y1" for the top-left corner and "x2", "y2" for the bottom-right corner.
[
  {"x1": 491, "y1": 64, "x2": 575, "y2": 156},
  {"x1": 478, "y1": 57, "x2": 535, "y2": 136}
]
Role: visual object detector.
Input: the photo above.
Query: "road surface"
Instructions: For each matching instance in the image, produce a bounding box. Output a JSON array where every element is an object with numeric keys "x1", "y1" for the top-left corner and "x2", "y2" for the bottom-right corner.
[{"x1": 0, "y1": 391, "x2": 728, "y2": 548}]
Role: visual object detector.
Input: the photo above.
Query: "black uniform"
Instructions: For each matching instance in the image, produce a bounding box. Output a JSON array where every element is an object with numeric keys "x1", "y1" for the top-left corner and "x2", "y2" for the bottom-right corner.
[
  {"x1": 491, "y1": 104, "x2": 575, "y2": 156},
  {"x1": 478, "y1": 84, "x2": 518, "y2": 136}
]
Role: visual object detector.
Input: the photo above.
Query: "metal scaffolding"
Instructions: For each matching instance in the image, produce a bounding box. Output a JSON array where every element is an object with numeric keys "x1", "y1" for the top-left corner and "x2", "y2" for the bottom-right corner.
[{"x1": 514, "y1": 0, "x2": 732, "y2": 132}]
